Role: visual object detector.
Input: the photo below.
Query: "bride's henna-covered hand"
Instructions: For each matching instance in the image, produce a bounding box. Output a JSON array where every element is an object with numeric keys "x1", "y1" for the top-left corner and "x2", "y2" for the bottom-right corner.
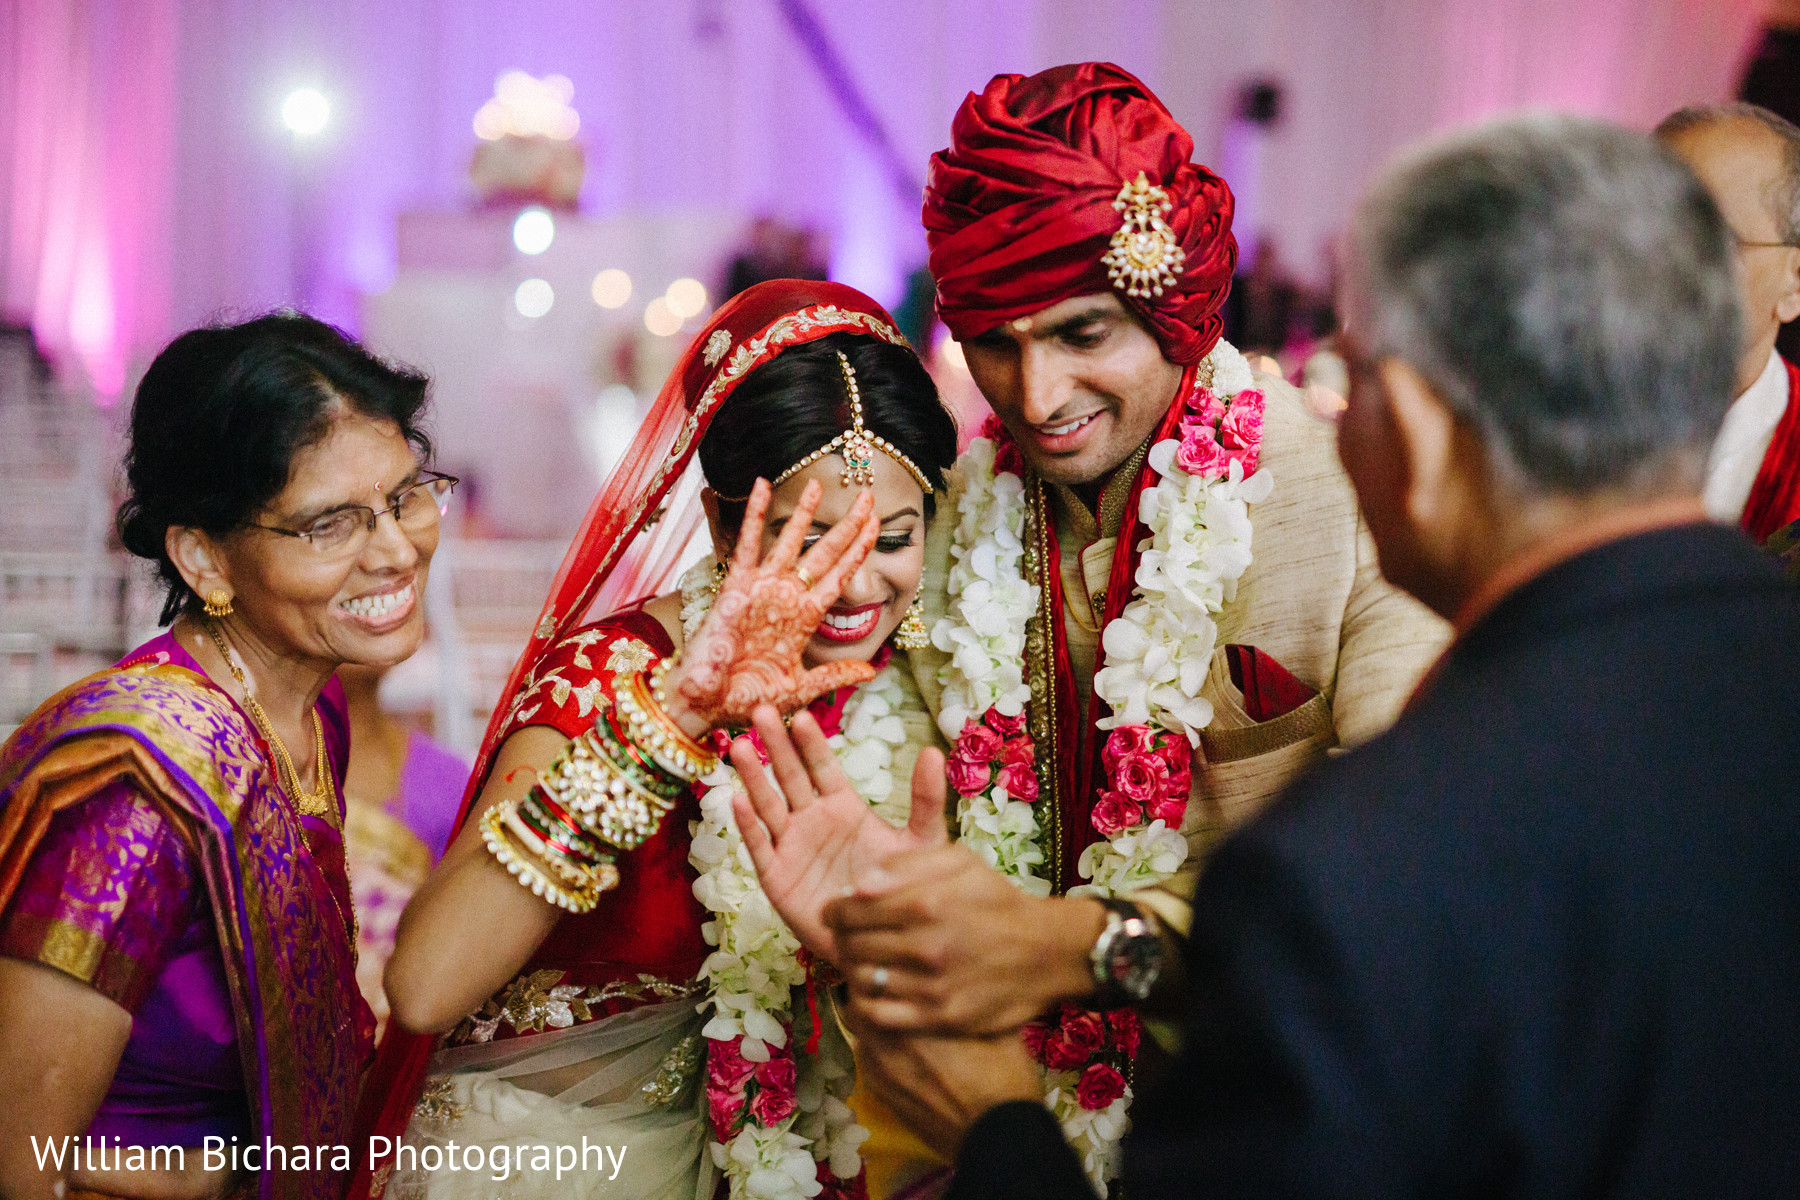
[{"x1": 666, "y1": 477, "x2": 881, "y2": 732}]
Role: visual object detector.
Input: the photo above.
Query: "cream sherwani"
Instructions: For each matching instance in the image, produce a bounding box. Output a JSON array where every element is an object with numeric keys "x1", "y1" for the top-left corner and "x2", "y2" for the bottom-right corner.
[{"x1": 907, "y1": 371, "x2": 1451, "y2": 930}]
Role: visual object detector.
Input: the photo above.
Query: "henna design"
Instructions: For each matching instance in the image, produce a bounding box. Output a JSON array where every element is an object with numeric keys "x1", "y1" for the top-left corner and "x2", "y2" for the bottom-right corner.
[{"x1": 672, "y1": 478, "x2": 880, "y2": 728}]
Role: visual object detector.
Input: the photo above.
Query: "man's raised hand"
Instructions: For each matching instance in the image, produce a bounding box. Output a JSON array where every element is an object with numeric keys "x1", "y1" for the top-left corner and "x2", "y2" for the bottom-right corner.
[{"x1": 731, "y1": 704, "x2": 948, "y2": 962}]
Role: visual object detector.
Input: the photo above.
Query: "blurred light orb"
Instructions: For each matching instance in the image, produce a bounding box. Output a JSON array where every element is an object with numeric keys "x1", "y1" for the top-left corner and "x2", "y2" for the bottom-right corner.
[
  {"x1": 664, "y1": 278, "x2": 707, "y2": 320},
  {"x1": 591, "y1": 268, "x2": 632, "y2": 309},
  {"x1": 644, "y1": 297, "x2": 682, "y2": 337},
  {"x1": 512, "y1": 207, "x2": 555, "y2": 255},
  {"x1": 514, "y1": 278, "x2": 554, "y2": 319},
  {"x1": 474, "y1": 70, "x2": 580, "y2": 141},
  {"x1": 281, "y1": 89, "x2": 330, "y2": 137}
]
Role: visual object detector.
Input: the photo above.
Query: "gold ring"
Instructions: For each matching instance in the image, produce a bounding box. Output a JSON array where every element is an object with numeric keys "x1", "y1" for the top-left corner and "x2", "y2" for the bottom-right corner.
[{"x1": 795, "y1": 566, "x2": 816, "y2": 589}]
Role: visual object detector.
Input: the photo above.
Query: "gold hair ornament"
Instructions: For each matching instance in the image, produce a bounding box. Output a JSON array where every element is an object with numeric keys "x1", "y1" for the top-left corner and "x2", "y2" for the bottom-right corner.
[
  {"x1": 1102, "y1": 171, "x2": 1186, "y2": 299},
  {"x1": 770, "y1": 351, "x2": 934, "y2": 494}
]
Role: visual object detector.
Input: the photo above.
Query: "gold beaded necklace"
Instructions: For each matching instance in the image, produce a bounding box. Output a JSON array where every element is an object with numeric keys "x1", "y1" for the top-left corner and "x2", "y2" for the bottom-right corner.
[{"x1": 202, "y1": 617, "x2": 337, "y2": 822}]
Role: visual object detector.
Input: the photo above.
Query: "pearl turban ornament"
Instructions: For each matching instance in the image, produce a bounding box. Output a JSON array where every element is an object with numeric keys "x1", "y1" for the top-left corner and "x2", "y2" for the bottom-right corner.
[{"x1": 923, "y1": 62, "x2": 1238, "y2": 366}]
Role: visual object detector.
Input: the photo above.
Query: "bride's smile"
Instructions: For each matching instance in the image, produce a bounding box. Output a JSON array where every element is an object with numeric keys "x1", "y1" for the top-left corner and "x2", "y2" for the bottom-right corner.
[{"x1": 751, "y1": 450, "x2": 927, "y2": 666}]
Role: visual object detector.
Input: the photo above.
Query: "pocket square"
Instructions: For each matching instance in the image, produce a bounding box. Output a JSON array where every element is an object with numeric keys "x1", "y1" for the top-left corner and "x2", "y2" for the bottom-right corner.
[{"x1": 1225, "y1": 644, "x2": 1318, "y2": 723}]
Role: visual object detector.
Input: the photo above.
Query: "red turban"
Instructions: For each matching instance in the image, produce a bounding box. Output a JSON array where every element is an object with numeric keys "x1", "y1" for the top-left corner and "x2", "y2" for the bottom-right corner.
[{"x1": 924, "y1": 62, "x2": 1237, "y2": 366}]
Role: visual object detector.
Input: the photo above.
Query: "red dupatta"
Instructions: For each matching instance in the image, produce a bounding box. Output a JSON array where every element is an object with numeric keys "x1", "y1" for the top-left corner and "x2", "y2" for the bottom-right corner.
[{"x1": 350, "y1": 280, "x2": 910, "y2": 1193}]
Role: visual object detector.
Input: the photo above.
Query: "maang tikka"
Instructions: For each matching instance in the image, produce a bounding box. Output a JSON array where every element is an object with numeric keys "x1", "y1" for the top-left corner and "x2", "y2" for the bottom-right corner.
[{"x1": 771, "y1": 351, "x2": 934, "y2": 493}]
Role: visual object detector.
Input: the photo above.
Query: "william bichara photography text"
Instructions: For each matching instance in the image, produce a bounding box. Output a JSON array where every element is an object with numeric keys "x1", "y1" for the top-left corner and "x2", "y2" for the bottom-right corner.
[{"x1": 31, "y1": 1136, "x2": 630, "y2": 1183}]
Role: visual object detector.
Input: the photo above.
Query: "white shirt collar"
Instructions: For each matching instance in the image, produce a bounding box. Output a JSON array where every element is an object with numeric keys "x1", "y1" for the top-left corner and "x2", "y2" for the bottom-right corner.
[{"x1": 1703, "y1": 348, "x2": 1789, "y2": 523}]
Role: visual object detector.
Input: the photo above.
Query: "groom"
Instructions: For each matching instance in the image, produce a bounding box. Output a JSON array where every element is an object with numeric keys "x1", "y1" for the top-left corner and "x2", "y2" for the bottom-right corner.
[
  {"x1": 851, "y1": 64, "x2": 1446, "y2": 1029},
  {"x1": 807, "y1": 62, "x2": 1450, "y2": 1190}
]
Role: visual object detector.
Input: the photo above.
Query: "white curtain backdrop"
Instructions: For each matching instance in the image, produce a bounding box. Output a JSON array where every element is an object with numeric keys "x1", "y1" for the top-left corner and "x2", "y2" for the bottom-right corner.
[
  {"x1": 0, "y1": 0, "x2": 1771, "y2": 391},
  {"x1": 0, "y1": 0, "x2": 176, "y2": 396}
]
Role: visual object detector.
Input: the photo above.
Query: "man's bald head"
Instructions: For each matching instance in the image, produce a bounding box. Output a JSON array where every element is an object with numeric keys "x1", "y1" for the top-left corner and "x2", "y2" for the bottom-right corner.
[{"x1": 1657, "y1": 103, "x2": 1800, "y2": 393}]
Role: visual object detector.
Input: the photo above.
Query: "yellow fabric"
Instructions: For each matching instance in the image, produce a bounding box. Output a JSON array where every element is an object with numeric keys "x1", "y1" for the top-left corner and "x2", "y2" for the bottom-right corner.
[{"x1": 852, "y1": 1070, "x2": 950, "y2": 1199}]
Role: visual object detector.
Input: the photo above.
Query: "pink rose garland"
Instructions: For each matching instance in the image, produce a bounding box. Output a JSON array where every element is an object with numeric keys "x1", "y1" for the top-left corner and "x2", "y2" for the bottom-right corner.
[
  {"x1": 948, "y1": 707, "x2": 1040, "y2": 806},
  {"x1": 980, "y1": 412, "x2": 1027, "y2": 476},
  {"x1": 1094, "y1": 725, "x2": 1191, "y2": 837},
  {"x1": 1219, "y1": 388, "x2": 1266, "y2": 474},
  {"x1": 1176, "y1": 385, "x2": 1266, "y2": 479},
  {"x1": 1023, "y1": 1004, "x2": 1143, "y2": 1110},
  {"x1": 706, "y1": 1035, "x2": 802, "y2": 1136},
  {"x1": 1076, "y1": 1063, "x2": 1129, "y2": 1111}
]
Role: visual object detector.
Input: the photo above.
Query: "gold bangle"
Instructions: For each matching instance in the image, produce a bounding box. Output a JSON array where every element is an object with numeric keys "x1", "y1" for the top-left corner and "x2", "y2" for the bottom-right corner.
[
  {"x1": 616, "y1": 665, "x2": 718, "y2": 782},
  {"x1": 517, "y1": 777, "x2": 616, "y2": 857},
  {"x1": 480, "y1": 800, "x2": 616, "y2": 912},
  {"x1": 590, "y1": 710, "x2": 686, "y2": 799},
  {"x1": 537, "y1": 729, "x2": 681, "y2": 851},
  {"x1": 503, "y1": 797, "x2": 614, "y2": 890}
]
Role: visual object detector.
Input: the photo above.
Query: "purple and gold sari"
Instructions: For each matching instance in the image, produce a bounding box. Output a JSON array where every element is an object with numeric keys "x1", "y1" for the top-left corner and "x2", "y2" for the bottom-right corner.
[{"x1": 0, "y1": 633, "x2": 373, "y2": 1200}]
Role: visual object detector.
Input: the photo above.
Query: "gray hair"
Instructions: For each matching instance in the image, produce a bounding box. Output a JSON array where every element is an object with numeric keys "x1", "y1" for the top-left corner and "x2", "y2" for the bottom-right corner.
[
  {"x1": 1349, "y1": 113, "x2": 1740, "y2": 495},
  {"x1": 1655, "y1": 102, "x2": 1800, "y2": 243}
]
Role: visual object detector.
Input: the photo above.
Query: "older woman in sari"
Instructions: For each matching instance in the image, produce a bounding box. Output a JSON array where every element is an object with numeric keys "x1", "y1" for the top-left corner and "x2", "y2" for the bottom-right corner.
[{"x1": 0, "y1": 314, "x2": 449, "y2": 1200}]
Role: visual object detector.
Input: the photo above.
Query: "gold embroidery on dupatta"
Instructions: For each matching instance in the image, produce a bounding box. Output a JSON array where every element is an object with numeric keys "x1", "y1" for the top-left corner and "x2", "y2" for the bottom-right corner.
[
  {"x1": 450, "y1": 969, "x2": 702, "y2": 1044},
  {"x1": 411, "y1": 1079, "x2": 468, "y2": 1127},
  {"x1": 641, "y1": 1031, "x2": 704, "y2": 1108},
  {"x1": 1025, "y1": 479, "x2": 1066, "y2": 894}
]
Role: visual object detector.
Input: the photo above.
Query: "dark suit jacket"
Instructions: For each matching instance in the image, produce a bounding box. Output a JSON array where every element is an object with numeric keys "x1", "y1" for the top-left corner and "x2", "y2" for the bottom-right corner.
[{"x1": 950, "y1": 524, "x2": 1800, "y2": 1199}]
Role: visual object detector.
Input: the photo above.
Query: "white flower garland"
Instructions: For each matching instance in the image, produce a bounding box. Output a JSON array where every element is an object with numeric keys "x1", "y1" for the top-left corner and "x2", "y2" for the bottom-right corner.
[
  {"x1": 1048, "y1": 1079, "x2": 1131, "y2": 1188},
  {"x1": 930, "y1": 439, "x2": 1050, "y2": 896},
  {"x1": 1076, "y1": 417, "x2": 1272, "y2": 897},
  {"x1": 930, "y1": 338, "x2": 1267, "y2": 1193},
  {"x1": 681, "y1": 559, "x2": 907, "y2": 1200}
]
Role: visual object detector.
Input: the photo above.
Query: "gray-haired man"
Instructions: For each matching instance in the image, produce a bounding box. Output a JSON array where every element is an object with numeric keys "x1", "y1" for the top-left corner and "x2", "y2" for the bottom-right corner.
[{"x1": 1657, "y1": 102, "x2": 1800, "y2": 543}]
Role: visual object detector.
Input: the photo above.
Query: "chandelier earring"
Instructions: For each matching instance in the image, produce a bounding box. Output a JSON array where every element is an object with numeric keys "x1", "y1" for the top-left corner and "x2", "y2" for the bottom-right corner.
[
  {"x1": 203, "y1": 589, "x2": 234, "y2": 618},
  {"x1": 893, "y1": 593, "x2": 931, "y2": 651}
]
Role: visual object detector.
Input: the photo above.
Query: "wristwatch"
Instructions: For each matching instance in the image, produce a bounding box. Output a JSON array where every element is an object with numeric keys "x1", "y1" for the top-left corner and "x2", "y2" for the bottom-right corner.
[{"x1": 1088, "y1": 898, "x2": 1163, "y2": 1003}]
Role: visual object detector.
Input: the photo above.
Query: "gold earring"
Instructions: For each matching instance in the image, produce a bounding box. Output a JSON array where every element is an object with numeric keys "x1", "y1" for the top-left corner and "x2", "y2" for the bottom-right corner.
[
  {"x1": 202, "y1": 589, "x2": 234, "y2": 618},
  {"x1": 894, "y1": 596, "x2": 930, "y2": 650}
]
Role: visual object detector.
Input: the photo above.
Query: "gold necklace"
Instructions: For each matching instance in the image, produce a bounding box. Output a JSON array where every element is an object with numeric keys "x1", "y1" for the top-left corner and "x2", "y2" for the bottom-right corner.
[{"x1": 202, "y1": 617, "x2": 337, "y2": 822}]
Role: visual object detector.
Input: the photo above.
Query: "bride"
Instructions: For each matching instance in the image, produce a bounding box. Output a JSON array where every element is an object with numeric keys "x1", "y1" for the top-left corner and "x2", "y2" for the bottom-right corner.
[{"x1": 359, "y1": 280, "x2": 957, "y2": 1200}]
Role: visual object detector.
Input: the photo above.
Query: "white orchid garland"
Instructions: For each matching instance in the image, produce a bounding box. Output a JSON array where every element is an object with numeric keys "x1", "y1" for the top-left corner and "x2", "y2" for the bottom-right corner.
[
  {"x1": 681, "y1": 559, "x2": 908, "y2": 1200},
  {"x1": 930, "y1": 438, "x2": 1050, "y2": 895},
  {"x1": 930, "y1": 337, "x2": 1268, "y2": 1193}
]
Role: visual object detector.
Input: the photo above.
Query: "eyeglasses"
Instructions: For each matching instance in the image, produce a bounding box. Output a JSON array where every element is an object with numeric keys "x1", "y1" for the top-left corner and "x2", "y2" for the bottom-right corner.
[
  {"x1": 1733, "y1": 231, "x2": 1800, "y2": 251},
  {"x1": 249, "y1": 471, "x2": 459, "y2": 557}
]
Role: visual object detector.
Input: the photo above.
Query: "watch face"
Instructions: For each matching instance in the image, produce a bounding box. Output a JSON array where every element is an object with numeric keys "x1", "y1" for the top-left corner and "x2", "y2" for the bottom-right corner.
[{"x1": 1107, "y1": 919, "x2": 1162, "y2": 1000}]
